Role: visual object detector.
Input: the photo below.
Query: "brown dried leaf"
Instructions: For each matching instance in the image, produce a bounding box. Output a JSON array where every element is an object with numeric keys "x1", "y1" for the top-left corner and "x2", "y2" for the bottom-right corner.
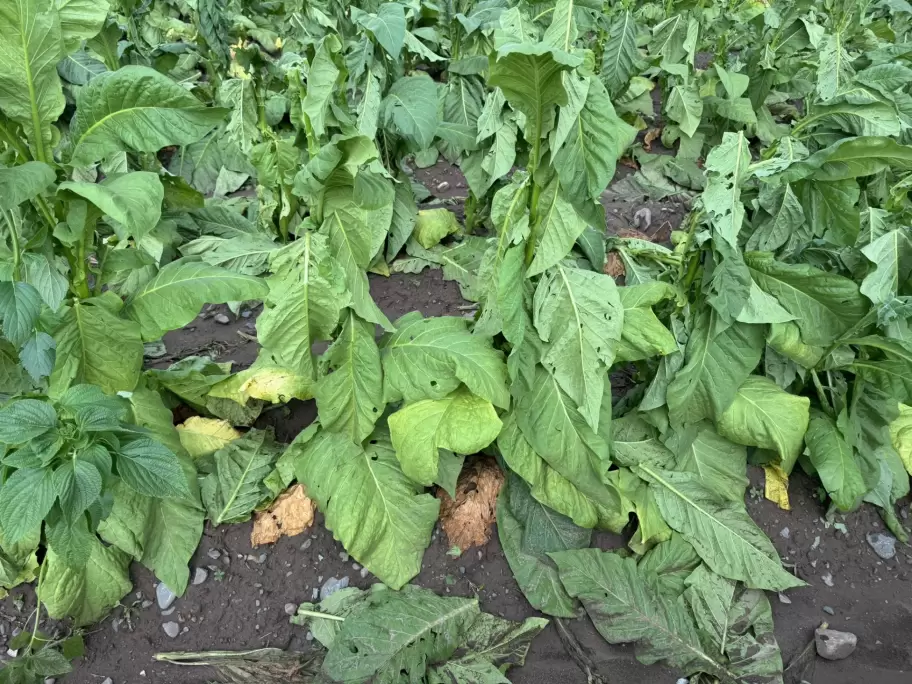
[
  {"x1": 437, "y1": 460, "x2": 504, "y2": 551},
  {"x1": 251, "y1": 484, "x2": 315, "y2": 547},
  {"x1": 643, "y1": 127, "x2": 662, "y2": 151},
  {"x1": 604, "y1": 227, "x2": 654, "y2": 278}
]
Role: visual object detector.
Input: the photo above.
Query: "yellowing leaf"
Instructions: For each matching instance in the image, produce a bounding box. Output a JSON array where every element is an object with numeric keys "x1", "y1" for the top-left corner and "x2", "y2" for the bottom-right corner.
[
  {"x1": 891, "y1": 403, "x2": 912, "y2": 475},
  {"x1": 251, "y1": 484, "x2": 315, "y2": 547},
  {"x1": 238, "y1": 365, "x2": 312, "y2": 403},
  {"x1": 763, "y1": 465, "x2": 790, "y2": 511},
  {"x1": 177, "y1": 417, "x2": 241, "y2": 459},
  {"x1": 414, "y1": 208, "x2": 460, "y2": 249}
]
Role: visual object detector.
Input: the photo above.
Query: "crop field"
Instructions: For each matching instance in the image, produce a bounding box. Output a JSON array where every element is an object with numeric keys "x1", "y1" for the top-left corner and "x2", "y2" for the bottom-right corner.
[{"x1": 0, "y1": 0, "x2": 911, "y2": 682}]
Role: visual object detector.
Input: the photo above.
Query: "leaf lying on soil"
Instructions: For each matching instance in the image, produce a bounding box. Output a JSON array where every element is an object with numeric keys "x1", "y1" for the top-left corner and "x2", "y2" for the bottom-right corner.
[{"x1": 251, "y1": 484, "x2": 315, "y2": 547}]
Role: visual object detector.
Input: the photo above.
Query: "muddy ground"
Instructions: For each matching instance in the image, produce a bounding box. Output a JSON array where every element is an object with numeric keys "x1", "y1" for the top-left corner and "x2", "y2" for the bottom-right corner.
[{"x1": 2, "y1": 162, "x2": 910, "y2": 684}]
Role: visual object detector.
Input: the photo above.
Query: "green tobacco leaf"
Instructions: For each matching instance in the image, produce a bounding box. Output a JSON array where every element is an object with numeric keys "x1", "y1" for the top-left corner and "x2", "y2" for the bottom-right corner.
[
  {"x1": 805, "y1": 409, "x2": 865, "y2": 512},
  {"x1": 0, "y1": 467, "x2": 55, "y2": 543},
  {"x1": 320, "y1": 584, "x2": 546, "y2": 681},
  {"x1": 300, "y1": 37, "x2": 340, "y2": 139},
  {"x1": 716, "y1": 376, "x2": 810, "y2": 473},
  {"x1": 315, "y1": 310, "x2": 383, "y2": 445},
  {"x1": 638, "y1": 467, "x2": 804, "y2": 591},
  {"x1": 616, "y1": 283, "x2": 677, "y2": 362},
  {"x1": 414, "y1": 208, "x2": 460, "y2": 249},
  {"x1": 99, "y1": 479, "x2": 203, "y2": 596},
  {"x1": 41, "y1": 538, "x2": 131, "y2": 626},
  {"x1": 200, "y1": 430, "x2": 282, "y2": 525},
  {"x1": 553, "y1": 79, "x2": 635, "y2": 207},
  {"x1": 50, "y1": 298, "x2": 143, "y2": 395},
  {"x1": 361, "y1": 2, "x2": 405, "y2": 58},
  {"x1": 704, "y1": 132, "x2": 750, "y2": 247},
  {"x1": 817, "y1": 32, "x2": 853, "y2": 101},
  {"x1": 667, "y1": 308, "x2": 764, "y2": 425},
  {"x1": 388, "y1": 387, "x2": 502, "y2": 486},
  {"x1": 488, "y1": 43, "x2": 581, "y2": 140},
  {"x1": 552, "y1": 549, "x2": 736, "y2": 677},
  {"x1": 852, "y1": 359, "x2": 912, "y2": 404},
  {"x1": 891, "y1": 404, "x2": 912, "y2": 475},
  {"x1": 0, "y1": 0, "x2": 64, "y2": 149},
  {"x1": 601, "y1": 11, "x2": 640, "y2": 95},
  {"x1": 527, "y1": 182, "x2": 588, "y2": 277},
  {"x1": 70, "y1": 66, "x2": 226, "y2": 166},
  {"x1": 766, "y1": 321, "x2": 824, "y2": 369},
  {"x1": 639, "y1": 534, "x2": 700, "y2": 596},
  {"x1": 666, "y1": 424, "x2": 748, "y2": 502},
  {"x1": 218, "y1": 78, "x2": 259, "y2": 154},
  {"x1": 291, "y1": 427, "x2": 439, "y2": 589},
  {"x1": 780, "y1": 137, "x2": 912, "y2": 183},
  {"x1": 499, "y1": 412, "x2": 618, "y2": 530},
  {"x1": 515, "y1": 367, "x2": 616, "y2": 511},
  {"x1": 667, "y1": 84, "x2": 702, "y2": 138},
  {"x1": 746, "y1": 183, "x2": 805, "y2": 253},
  {"x1": 145, "y1": 356, "x2": 230, "y2": 408},
  {"x1": 59, "y1": 172, "x2": 163, "y2": 242},
  {"x1": 382, "y1": 74, "x2": 439, "y2": 149},
  {"x1": 57, "y1": 0, "x2": 109, "y2": 53},
  {"x1": 498, "y1": 475, "x2": 589, "y2": 618},
  {"x1": 860, "y1": 228, "x2": 912, "y2": 305},
  {"x1": 745, "y1": 252, "x2": 869, "y2": 346},
  {"x1": 0, "y1": 162, "x2": 55, "y2": 212},
  {"x1": 533, "y1": 263, "x2": 624, "y2": 431},
  {"x1": 381, "y1": 312, "x2": 509, "y2": 409},
  {"x1": 125, "y1": 258, "x2": 268, "y2": 341},
  {"x1": 683, "y1": 565, "x2": 783, "y2": 681},
  {"x1": 180, "y1": 234, "x2": 278, "y2": 276},
  {"x1": 171, "y1": 134, "x2": 252, "y2": 196},
  {"x1": 258, "y1": 234, "x2": 347, "y2": 393}
]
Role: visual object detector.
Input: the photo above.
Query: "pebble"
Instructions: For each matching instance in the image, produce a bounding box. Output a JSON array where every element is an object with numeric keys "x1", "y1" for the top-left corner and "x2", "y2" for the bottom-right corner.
[
  {"x1": 867, "y1": 532, "x2": 897, "y2": 560},
  {"x1": 340, "y1": 552, "x2": 350, "y2": 562},
  {"x1": 436, "y1": 181, "x2": 450, "y2": 192},
  {"x1": 777, "y1": 593, "x2": 791, "y2": 605},
  {"x1": 301, "y1": 539, "x2": 312, "y2": 551},
  {"x1": 305, "y1": 631, "x2": 314, "y2": 641},
  {"x1": 162, "y1": 622, "x2": 180, "y2": 638},
  {"x1": 823, "y1": 606, "x2": 835, "y2": 615},
  {"x1": 241, "y1": 310, "x2": 252, "y2": 318},
  {"x1": 320, "y1": 576, "x2": 349, "y2": 600},
  {"x1": 312, "y1": 588, "x2": 319, "y2": 600},
  {"x1": 822, "y1": 573, "x2": 834, "y2": 587},
  {"x1": 161, "y1": 607, "x2": 175, "y2": 617},
  {"x1": 676, "y1": 679, "x2": 689, "y2": 684},
  {"x1": 207, "y1": 549, "x2": 221, "y2": 560},
  {"x1": 156, "y1": 583, "x2": 177, "y2": 610},
  {"x1": 192, "y1": 568, "x2": 208, "y2": 585},
  {"x1": 352, "y1": 563, "x2": 361, "y2": 571},
  {"x1": 815, "y1": 628, "x2": 857, "y2": 660},
  {"x1": 360, "y1": 567, "x2": 369, "y2": 579},
  {"x1": 214, "y1": 314, "x2": 230, "y2": 325},
  {"x1": 101, "y1": 679, "x2": 113, "y2": 684},
  {"x1": 780, "y1": 527, "x2": 790, "y2": 539},
  {"x1": 141, "y1": 600, "x2": 153, "y2": 609},
  {"x1": 284, "y1": 603, "x2": 297, "y2": 616},
  {"x1": 44, "y1": 679, "x2": 55, "y2": 684}
]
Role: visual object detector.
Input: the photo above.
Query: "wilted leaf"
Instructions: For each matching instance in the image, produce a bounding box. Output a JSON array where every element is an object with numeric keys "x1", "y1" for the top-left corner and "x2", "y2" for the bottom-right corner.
[
  {"x1": 438, "y1": 460, "x2": 504, "y2": 551},
  {"x1": 251, "y1": 484, "x2": 315, "y2": 547}
]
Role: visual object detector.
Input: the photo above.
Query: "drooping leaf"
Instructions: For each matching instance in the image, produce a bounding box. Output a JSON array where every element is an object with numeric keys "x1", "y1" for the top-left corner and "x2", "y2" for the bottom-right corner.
[
  {"x1": 124, "y1": 258, "x2": 268, "y2": 341},
  {"x1": 200, "y1": 430, "x2": 283, "y2": 525},
  {"x1": 860, "y1": 228, "x2": 912, "y2": 305},
  {"x1": 616, "y1": 282, "x2": 678, "y2": 363},
  {"x1": 533, "y1": 263, "x2": 624, "y2": 430},
  {"x1": 315, "y1": 310, "x2": 384, "y2": 445},
  {"x1": 601, "y1": 11, "x2": 640, "y2": 95},
  {"x1": 359, "y1": 2, "x2": 406, "y2": 58},
  {"x1": 805, "y1": 409, "x2": 865, "y2": 512},
  {"x1": 636, "y1": 467, "x2": 804, "y2": 591},
  {"x1": 526, "y1": 182, "x2": 588, "y2": 278},
  {"x1": 291, "y1": 427, "x2": 440, "y2": 589},
  {"x1": 666, "y1": 308, "x2": 764, "y2": 425},
  {"x1": 716, "y1": 376, "x2": 810, "y2": 473},
  {"x1": 59, "y1": 172, "x2": 163, "y2": 242},
  {"x1": 498, "y1": 475, "x2": 589, "y2": 618},
  {"x1": 388, "y1": 387, "x2": 502, "y2": 486},
  {"x1": 0, "y1": 162, "x2": 56, "y2": 212},
  {"x1": 414, "y1": 208, "x2": 460, "y2": 249},
  {"x1": 41, "y1": 538, "x2": 131, "y2": 626},
  {"x1": 703, "y1": 132, "x2": 750, "y2": 247},
  {"x1": 666, "y1": 424, "x2": 749, "y2": 502},
  {"x1": 70, "y1": 66, "x2": 226, "y2": 166},
  {"x1": 381, "y1": 74, "x2": 439, "y2": 149},
  {"x1": 381, "y1": 312, "x2": 509, "y2": 409}
]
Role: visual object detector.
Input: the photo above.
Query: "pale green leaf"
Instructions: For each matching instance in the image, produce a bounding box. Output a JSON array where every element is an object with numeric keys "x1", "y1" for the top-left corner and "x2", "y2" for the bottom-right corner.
[
  {"x1": 667, "y1": 84, "x2": 702, "y2": 138},
  {"x1": 616, "y1": 283, "x2": 678, "y2": 363},
  {"x1": 388, "y1": 387, "x2": 502, "y2": 486},
  {"x1": 382, "y1": 74, "x2": 439, "y2": 149},
  {"x1": 360, "y1": 2, "x2": 406, "y2": 58},
  {"x1": 0, "y1": 162, "x2": 55, "y2": 212},
  {"x1": 59, "y1": 172, "x2": 163, "y2": 242},
  {"x1": 805, "y1": 409, "x2": 865, "y2": 512},
  {"x1": 860, "y1": 228, "x2": 912, "y2": 305},
  {"x1": 414, "y1": 208, "x2": 460, "y2": 249},
  {"x1": 527, "y1": 182, "x2": 588, "y2": 277},
  {"x1": 291, "y1": 427, "x2": 439, "y2": 589},
  {"x1": 703, "y1": 132, "x2": 750, "y2": 247},
  {"x1": 601, "y1": 11, "x2": 640, "y2": 95}
]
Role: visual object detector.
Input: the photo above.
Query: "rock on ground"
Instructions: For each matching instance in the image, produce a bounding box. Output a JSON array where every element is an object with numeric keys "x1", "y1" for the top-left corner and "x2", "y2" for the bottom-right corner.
[
  {"x1": 866, "y1": 532, "x2": 897, "y2": 560},
  {"x1": 815, "y1": 628, "x2": 857, "y2": 661},
  {"x1": 155, "y1": 583, "x2": 176, "y2": 610},
  {"x1": 162, "y1": 622, "x2": 180, "y2": 639}
]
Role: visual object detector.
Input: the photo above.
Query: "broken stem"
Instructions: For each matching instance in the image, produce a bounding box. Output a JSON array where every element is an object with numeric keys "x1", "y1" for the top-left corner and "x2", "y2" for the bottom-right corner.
[{"x1": 294, "y1": 608, "x2": 345, "y2": 622}]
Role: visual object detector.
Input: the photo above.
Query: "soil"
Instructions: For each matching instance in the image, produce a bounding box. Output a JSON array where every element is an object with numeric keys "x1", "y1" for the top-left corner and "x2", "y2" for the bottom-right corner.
[{"x1": 3, "y1": 162, "x2": 911, "y2": 684}]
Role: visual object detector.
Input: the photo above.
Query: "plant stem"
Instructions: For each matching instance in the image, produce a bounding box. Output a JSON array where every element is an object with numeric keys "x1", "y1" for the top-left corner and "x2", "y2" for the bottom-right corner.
[
  {"x1": 28, "y1": 561, "x2": 48, "y2": 653},
  {"x1": 294, "y1": 608, "x2": 345, "y2": 622},
  {"x1": 1, "y1": 208, "x2": 22, "y2": 280},
  {"x1": 811, "y1": 371, "x2": 834, "y2": 418}
]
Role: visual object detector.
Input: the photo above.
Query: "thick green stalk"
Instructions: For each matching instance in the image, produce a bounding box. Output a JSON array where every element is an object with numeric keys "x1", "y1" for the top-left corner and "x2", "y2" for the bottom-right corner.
[
  {"x1": 524, "y1": 117, "x2": 545, "y2": 267},
  {"x1": 1, "y1": 208, "x2": 22, "y2": 281}
]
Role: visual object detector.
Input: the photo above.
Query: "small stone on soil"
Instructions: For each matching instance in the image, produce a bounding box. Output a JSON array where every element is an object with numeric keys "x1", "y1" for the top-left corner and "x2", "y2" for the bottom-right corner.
[
  {"x1": 141, "y1": 600, "x2": 153, "y2": 609},
  {"x1": 360, "y1": 567, "x2": 369, "y2": 579},
  {"x1": 214, "y1": 314, "x2": 230, "y2": 325},
  {"x1": 101, "y1": 679, "x2": 113, "y2": 684},
  {"x1": 301, "y1": 539, "x2": 312, "y2": 551},
  {"x1": 815, "y1": 628, "x2": 857, "y2": 661},
  {"x1": 162, "y1": 622, "x2": 180, "y2": 638},
  {"x1": 867, "y1": 532, "x2": 897, "y2": 560},
  {"x1": 192, "y1": 568, "x2": 208, "y2": 585},
  {"x1": 207, "y1": 548, "x2": 221, "y2": 560},
  {"x1": 285, "y1": 603, "x2": 297, "y2": 616},
  {"x1": 822, "y1": 573, "x2": 834, "y2": 587},
  {"x1": 305, "y1": 631, "x2": 314, "y2": 641},
  {"x1": 340, "y1": 552, "x2": 349, "y2": 562},
  {"x1": 779, "y1": 527, "x2": 790, "y2": 539},
  {"x1": 312, "y1": 588, "x2": 319, "y2": 600},
  {"x1": 778, "y1": 593, "x2": 791, "y2": 605},
  {"x1": 436, "y1": 181, "x2": 450, "y2": 192},
  {"x1": 823, "y1": 606, "x2": 835, "y2": 615},
  {"x1": 161, "y1": 607, "x2": 175, "y2": 617},
  {"x1": 320, "y1": 576, "x2": 349, "y2": 600},
  {"x1": 156, "y1": 583, "x2": 177, "y2": 610}
]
